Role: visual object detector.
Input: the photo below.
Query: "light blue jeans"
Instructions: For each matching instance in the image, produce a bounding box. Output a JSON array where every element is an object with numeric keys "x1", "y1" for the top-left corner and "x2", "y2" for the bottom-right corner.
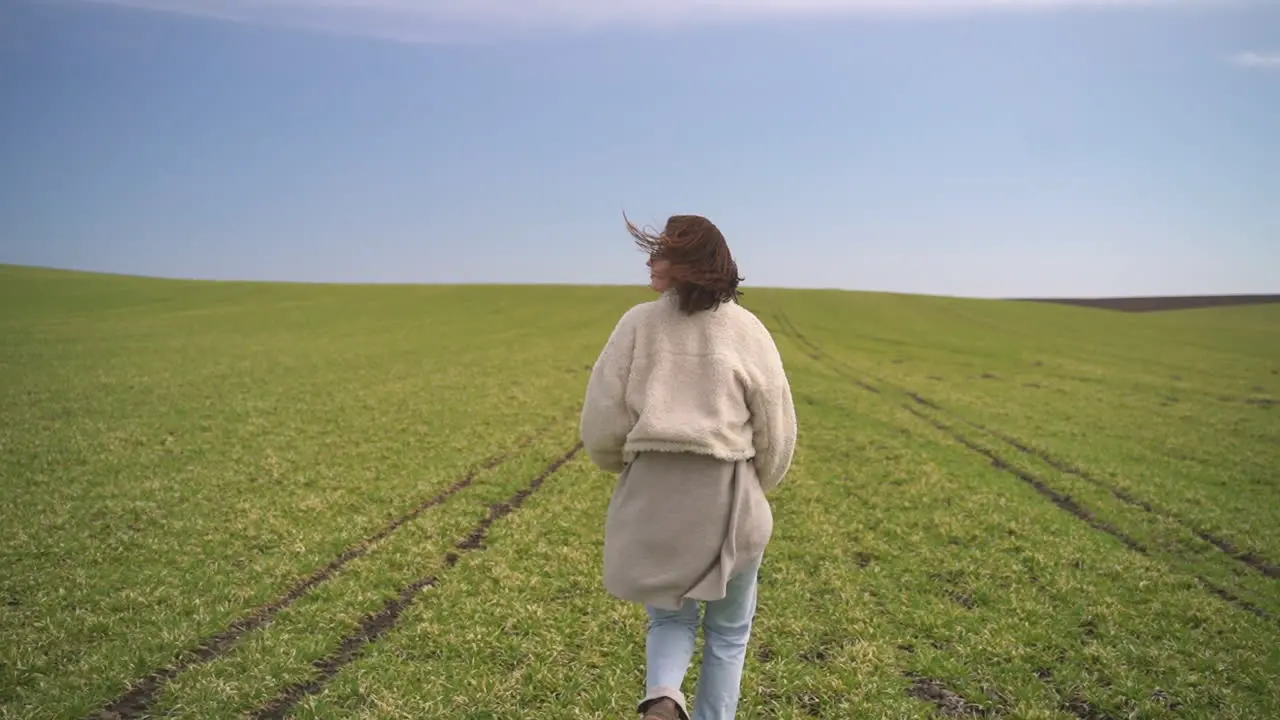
[{"x1": 640, "y1": 552, "x2": 764, "y2": 720}]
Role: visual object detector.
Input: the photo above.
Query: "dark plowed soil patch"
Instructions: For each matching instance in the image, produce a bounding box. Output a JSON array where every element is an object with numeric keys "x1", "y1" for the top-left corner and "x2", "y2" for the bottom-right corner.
[
  {"x1": 905, "y1": 673, "x2": 991, "y2": 717},
  {"x1": 251, "y1": 443, "x2": 582, "y2": 720},
  {"x1": 87, "y1": 434, "x2": 546, "y2": 720},
  {"x1": 1013, "y1": 295, "x2": 1280, "y2": 313}
]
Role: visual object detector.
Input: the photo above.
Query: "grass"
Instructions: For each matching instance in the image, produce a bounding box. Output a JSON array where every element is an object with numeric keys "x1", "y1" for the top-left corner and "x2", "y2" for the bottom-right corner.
[{"x1": 1, "y1": 263, "x2": 1277, "y2": 719}]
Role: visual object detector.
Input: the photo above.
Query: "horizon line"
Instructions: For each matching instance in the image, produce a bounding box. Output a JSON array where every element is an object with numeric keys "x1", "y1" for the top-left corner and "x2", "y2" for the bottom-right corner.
[{"x1": 3, "y1": 263, "x2": 1276, "y2": 303}]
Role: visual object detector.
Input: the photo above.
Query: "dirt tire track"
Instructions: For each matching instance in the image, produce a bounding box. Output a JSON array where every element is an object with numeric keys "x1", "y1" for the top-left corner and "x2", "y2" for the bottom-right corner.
[
  {"x1": 87, "y1": 428, "x2": 554, "y2": 720},
  {"x1": 905, "y1": 405, "x2": 1274, "y2": 625},
  {"x1": 1196, "y1": 576, "x2": 1271, "y2": 621},
  {"x1": 775, "y1": 305, "x2": 1278, "y2": 581},
  {"x1": 782, "y1": 306, "x2": 1277, "y2": 614},
  {"x1": 251, "y1": 442, "x2": 582, "y2": 720},
  {"x1": 904, "y1": 405, "x2": 1149, "y2": 554},
  {"x1": 772, "y1": 309, "x2": 880, "y2": 394},
  {"x1": 904, "y1": 672, "x2": 994, "y2": 717},
  {"x1": 771, "y1": 310, "x2": 816, "y2": 361},
  {"x1": 904, "y1": 395, "x2": 1280, "y2": 580}
]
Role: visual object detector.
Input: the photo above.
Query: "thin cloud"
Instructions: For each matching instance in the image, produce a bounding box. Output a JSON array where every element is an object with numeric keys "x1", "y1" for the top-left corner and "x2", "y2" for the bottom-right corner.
[
  {"x1": 74, "y1": 0, "x2": 1234, "y2": 43},
  {"x1": 1231, "y1": 51, "x2": 1280, "y2": 69}
]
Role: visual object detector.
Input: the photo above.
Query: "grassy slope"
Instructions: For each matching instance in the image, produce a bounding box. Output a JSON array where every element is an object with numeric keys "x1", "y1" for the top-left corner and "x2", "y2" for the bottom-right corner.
[{"x1": 1, "y1": 265, "x2": 1276, "y2": 719}]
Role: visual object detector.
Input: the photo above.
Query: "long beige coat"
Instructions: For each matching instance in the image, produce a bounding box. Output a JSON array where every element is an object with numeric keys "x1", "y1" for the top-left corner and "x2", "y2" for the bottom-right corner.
[
  {"x1": 602, "y1": 450, "x2": 773, "y2": 611},
  {"x1": 581, "y1": 292, "x2": 797, "y2": 610}
]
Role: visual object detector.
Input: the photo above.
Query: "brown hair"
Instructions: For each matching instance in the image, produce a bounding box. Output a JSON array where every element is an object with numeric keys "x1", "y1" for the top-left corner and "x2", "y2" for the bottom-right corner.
[{"x1": 625, "y1": 213, "x2": 744, "y2": 314}]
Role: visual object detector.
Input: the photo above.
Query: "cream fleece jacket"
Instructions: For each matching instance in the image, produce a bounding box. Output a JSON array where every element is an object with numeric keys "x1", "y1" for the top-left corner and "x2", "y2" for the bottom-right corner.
[{"x1": 580, "y1": 291, "x2": 798, "y2": 492}]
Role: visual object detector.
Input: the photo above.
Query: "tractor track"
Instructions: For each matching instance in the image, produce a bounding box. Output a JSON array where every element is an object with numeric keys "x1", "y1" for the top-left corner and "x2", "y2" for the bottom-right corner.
[
  {"x1": 903, "y1": 393, "x2": 1280, "y2": 580},
  {"x1": 774, "y1": 306, "x2": 1278, "y2": 581},
  {"x1": 772, "y1": 305, "x2": 1275, "y2": 623},
  {"x1": 904, "y1": 406, "x2": 1273, "y2": 623},
  {"x1": 773, "y1": 310, "x2": 880, "y2": 394},
  {"x1": 88, "y1": 427, "x2": 557, "y2": 720},
  {"x1": 251, "y1": 442, "x2": 582, "y2": 720},
  {"x1": 904, "y1": 405, "x2": 1149, "y2": 554}
]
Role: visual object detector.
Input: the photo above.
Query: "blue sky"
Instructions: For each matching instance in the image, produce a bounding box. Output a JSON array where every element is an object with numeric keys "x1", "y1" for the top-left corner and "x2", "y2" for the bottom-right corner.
[{"x1": 1, "y1": 0, "x2": 1276, "y2": 298}]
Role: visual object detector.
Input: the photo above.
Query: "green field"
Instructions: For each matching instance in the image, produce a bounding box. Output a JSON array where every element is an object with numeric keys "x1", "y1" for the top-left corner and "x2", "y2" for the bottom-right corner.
[{"x1": 2, "y1": 264, "x2": 1277, "y2": 719}]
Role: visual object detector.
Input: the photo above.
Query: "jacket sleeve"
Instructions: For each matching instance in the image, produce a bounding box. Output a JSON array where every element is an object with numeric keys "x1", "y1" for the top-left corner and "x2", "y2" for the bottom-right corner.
[
  {"x1": 580, "y1": 310, "x2": 637, "y2": 473},
  {"x1": 746, "y1": 328, "x2": 798, "y2": 493}
]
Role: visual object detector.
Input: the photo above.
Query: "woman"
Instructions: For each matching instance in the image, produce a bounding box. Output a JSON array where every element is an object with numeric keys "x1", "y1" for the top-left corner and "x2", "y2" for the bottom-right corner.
[{"x1": 580, "y1": 214, "x2": 798, "y2": 720}]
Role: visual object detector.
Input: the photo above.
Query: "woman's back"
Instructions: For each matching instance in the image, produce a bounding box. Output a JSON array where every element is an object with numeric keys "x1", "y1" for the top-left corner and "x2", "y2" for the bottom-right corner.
[{"x1": 601, "y1": 290, "x2": 792, "y2": 488}]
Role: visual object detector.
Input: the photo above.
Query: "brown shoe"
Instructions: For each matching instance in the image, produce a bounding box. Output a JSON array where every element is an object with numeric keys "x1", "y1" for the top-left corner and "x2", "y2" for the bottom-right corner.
[{"x1": 641, "y1": 697, "x2": 683, "y2": 720}]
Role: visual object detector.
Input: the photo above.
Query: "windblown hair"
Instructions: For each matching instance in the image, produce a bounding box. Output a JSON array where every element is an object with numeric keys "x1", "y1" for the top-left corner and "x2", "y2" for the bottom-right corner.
[{"x1": 626, "y1": 213, "x2": 744, "y2": 314}]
